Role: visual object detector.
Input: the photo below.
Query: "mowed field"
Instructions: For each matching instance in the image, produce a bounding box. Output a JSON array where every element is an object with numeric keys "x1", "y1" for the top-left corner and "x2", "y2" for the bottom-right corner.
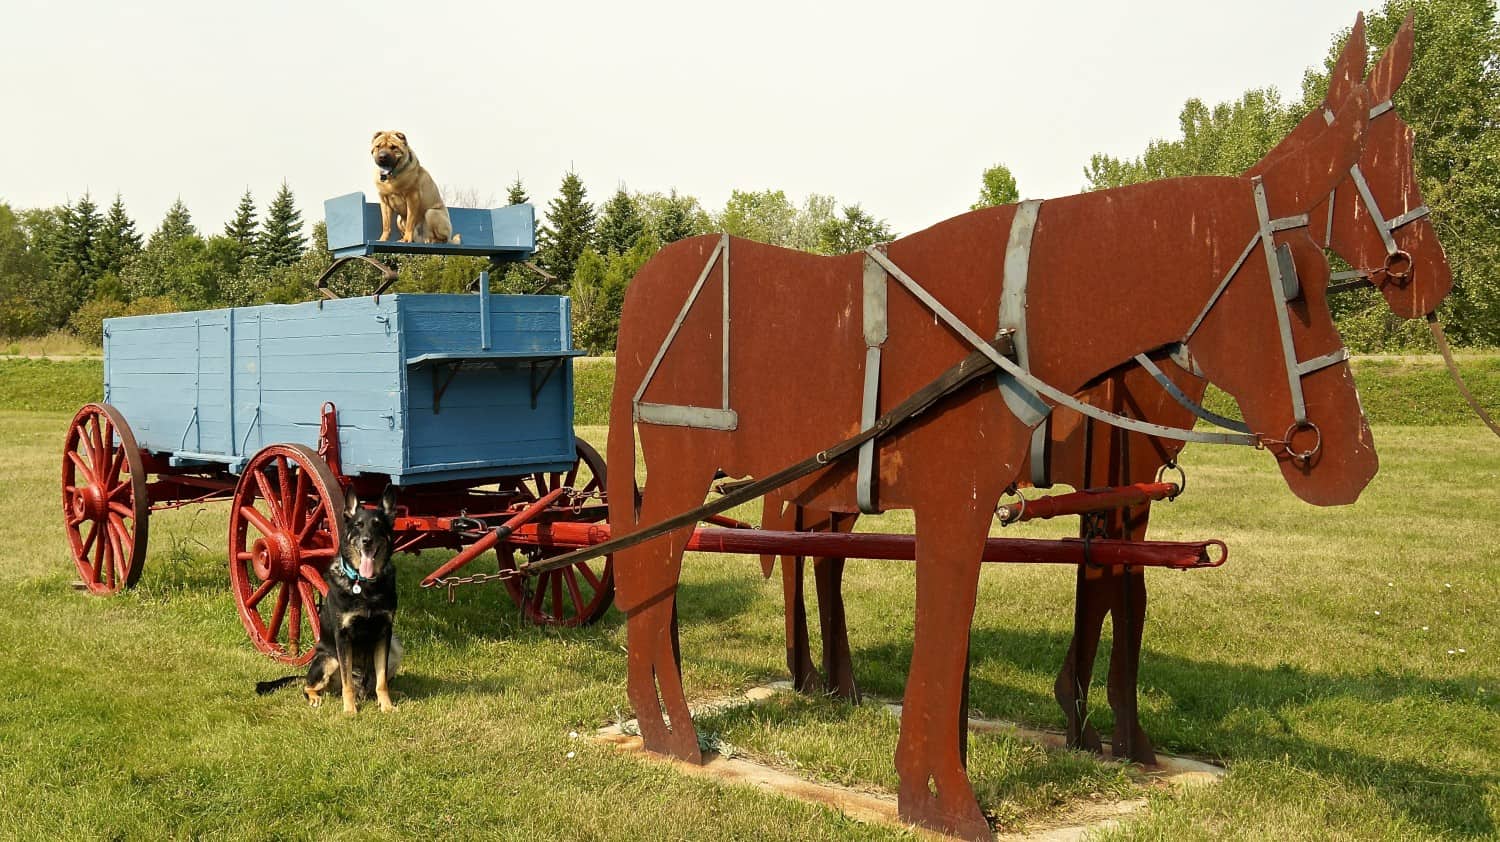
[{"x1": 0, "y1": 359, "x2": 1497, "y2": 840}]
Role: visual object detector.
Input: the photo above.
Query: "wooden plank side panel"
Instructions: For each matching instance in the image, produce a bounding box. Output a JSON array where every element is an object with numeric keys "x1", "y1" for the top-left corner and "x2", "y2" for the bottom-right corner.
[
  {"x1": 231, "y1": 299, "x2": 403, "y2": 472},
  {"x1": 104, "y1": 310, "x2": 230, "y2": 456},
  {"x1": 400, "y1": 294, "x2": 571, "y2": 358},
  {"x1": 403, "y1": 361, "x2": 575, "y2": 476}
]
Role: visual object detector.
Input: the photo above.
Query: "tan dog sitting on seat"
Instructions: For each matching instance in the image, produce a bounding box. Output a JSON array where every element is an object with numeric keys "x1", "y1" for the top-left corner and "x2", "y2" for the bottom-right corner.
[{"x1": 370, "y1": 131, "x2": 460, "y2": 244}]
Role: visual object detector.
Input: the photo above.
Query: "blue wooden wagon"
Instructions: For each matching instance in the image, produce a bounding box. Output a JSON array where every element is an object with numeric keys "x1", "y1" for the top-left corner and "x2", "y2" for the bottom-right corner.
[{"x1": 61, "y1": 196, "x2": 614, "y2": 664}]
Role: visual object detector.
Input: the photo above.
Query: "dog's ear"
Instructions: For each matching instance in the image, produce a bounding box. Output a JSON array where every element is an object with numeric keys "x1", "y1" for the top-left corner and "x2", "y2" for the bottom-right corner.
[
  {"x1": 394, "y1": 132, "x2": 406, "y2": 142},
  {"x1": 371, "y1": 131, "x2": 384, "y2": 144},
  {"x1": 380, "y1": 486, "x2": 398, "y2": 521},
  {"x1": 344, "y1": 491, "x2": 360, "y2": 520}
]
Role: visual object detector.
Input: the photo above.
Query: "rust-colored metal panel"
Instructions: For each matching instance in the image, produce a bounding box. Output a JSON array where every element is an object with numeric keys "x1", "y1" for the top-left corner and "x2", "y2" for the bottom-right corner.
[{"x1": 608, "y1": 15, "x2": 1456, "y2": 838}]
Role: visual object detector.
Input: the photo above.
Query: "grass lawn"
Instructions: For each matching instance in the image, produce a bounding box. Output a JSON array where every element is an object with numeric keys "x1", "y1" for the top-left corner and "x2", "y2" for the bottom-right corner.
[{"x1": 1, "y1": 409, "x2": 1496, "y2": 840}]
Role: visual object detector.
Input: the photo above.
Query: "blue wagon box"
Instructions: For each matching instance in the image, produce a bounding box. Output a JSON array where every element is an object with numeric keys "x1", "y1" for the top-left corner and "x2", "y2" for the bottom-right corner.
[{"x1": 102, "y1": 293, "x2": 580, "y2": 484}]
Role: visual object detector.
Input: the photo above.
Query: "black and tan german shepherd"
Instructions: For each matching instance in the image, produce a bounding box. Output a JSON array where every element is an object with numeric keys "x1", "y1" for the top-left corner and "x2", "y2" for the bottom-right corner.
[{"x1": 256, "y1": 488, "x2": 401, "y2": 714}]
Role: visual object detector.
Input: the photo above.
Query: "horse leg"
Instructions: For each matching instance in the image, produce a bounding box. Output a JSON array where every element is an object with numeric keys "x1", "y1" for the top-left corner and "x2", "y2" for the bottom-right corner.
[
  {"x1": 782, "y1": 552, "x2": 822, "y2": 692},
  {"x1": 1054, "y1": 565, "x2": 1112, "y2": 754},
  {"x1": 813, "y1": 511, "x2": 860, "y2": 702},
  {"x1": 1105, "y1": 513, "x2": 1156, "y2": 764},
  {"x1": 619, "y1": 462, "x2": 718, "y2": 764},
  {"x1": 895, "y1": 502, "x2": 993, "y2": 841},
  {"x1": 763, "y1": 500, "x2": 822, "y2": 692}
]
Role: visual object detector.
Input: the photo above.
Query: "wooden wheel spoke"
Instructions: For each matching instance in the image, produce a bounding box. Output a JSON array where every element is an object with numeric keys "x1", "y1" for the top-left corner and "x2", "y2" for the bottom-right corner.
[
  {"x1": 91, "y1": 530, "x2": 106, "y2": 583},
  {"x1": 108, "y1": 480, "x2": 132, "y2": 501},
  {"x1": 81, "y1": 522, "x2": 100, "y2": 560},
  {"x1": 254, "y1": 469, "x2": 283, "y2": 526},
  {"x1": 109, "y1": 501, "x2": 135, "y2": 519},
  {"x1": 563, "y1": 567, "x2": 585, "y2": 615},
  {"x1": 68, "y1": 450, "x2": 97, "y2": 484},
  {"x1": 564, "y1": 465, "x2": 580, "y2": 490},
  {"x1": 108, "y1": 513, "x2": 134, "y2": 554},
  {"x1": 275, "y1": 457, "x2": 294, "y2": 526},
  {"x1": 246, "y1": 578, "x2": 275, "y2": 609},
  {"x1": 289, "y1": 469, "x2": 309, "y2": 534},
  {"x1": 550, "y1": 571, "x2": 564, "y2": 618},
  {"x1": 267, "y1": 584, "x2": 291, "y2": 643},
  {"x1": 529, "y1": 574, "x2": 549, "y2": 612},
  {"x1": 67, "y1": 506, "x2": 87, "y2": 527},
  {"x1": 532, "y1": 472, "x2": 551, "y2": 495},
  {"x1": 99, "y1": 418, "x2": 115, "y2": 474},
  {"x1": 578, "y1": 560, "x2": 603, "y2": 591},
  {"x1": 298, "y1": 500, "x2": 326, "y2": 544},
  {"x1": 87, "y1": 416, "x2": 105, "y2": 473},
  {"x1": 104, "y1": 446, "x2": 125, "y2": 487},
  {"x1": 239, "y1": 505, "x2": 277, "y2": 540},
  {"x1": 301, "y1": 547, "x2": 337, "y2": 560},
  {"x1": 105, "y1": 522, "x2": 125, "y2": 588},
  {"x1": 287, "y1": 594, "x2": 302, "y2": 656}
]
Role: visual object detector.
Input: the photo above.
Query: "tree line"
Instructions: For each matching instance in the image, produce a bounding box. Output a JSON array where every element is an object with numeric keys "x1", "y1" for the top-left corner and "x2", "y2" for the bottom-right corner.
[{"x1": 0, "y1": 0, "x2": 1491, "y2": 352}]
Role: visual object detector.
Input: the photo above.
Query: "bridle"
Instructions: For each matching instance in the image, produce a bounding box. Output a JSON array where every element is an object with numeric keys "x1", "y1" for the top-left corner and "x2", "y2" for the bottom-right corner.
[
  {"x1": 1167, "y1": 175, "x2": 1346, "y2": 462},
  {"x1": 1322, "y1": 101, "x2": 1430, "y2": 295}
]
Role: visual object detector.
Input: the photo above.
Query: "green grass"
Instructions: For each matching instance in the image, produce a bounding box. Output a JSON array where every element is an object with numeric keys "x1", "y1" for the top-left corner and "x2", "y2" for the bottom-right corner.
[
  {"x1": 6, "y1": 354, "x2": 1496, "y2": 428},
  {"x1": 2, "y1": 408, "x2": 1497, "y2": 839}
]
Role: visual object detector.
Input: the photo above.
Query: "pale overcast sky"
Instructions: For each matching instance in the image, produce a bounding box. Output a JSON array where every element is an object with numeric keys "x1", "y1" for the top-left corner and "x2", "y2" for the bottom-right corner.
[{"x1": 4, "y1": 0, "x2": 1366, "y2": 238}]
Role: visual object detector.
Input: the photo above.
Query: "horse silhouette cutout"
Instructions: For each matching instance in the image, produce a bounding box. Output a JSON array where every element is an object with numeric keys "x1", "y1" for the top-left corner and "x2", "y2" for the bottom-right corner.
[{"x1": 611, "y1": 76, "x2": 1378, "y2": 839}]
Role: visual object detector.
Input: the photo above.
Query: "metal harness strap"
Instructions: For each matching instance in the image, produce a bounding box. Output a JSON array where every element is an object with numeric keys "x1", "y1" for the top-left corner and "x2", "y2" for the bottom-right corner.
[
  {"x1": 1322, "y1": 102, "x2": 1430, "y2": 285},
  {"x1": 862, "y1": 172, "x2": 1339, "y2": 447}
]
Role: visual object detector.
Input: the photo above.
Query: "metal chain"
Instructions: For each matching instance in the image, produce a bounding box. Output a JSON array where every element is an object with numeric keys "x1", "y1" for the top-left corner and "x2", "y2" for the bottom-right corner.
[{"x1": 427, "y1": 568, "x2": 522, "y2": 603}]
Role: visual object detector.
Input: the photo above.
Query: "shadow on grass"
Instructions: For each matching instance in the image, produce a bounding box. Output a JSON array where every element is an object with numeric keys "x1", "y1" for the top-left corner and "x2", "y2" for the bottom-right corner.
[{"x1": 845, "y1": 626, "x2": 1498, "y2": 839}]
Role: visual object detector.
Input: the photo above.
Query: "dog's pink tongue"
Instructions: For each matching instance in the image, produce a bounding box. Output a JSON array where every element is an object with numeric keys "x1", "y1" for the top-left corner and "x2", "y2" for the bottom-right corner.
[{"x1": 359, "y1": 554, "x2": 376, "y2": 580}]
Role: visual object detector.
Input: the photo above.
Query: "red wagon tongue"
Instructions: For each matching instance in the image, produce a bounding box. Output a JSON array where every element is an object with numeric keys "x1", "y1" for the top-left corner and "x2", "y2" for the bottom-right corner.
[{"x1": 359, "y1": 555, "x2": 376, "y2": 579}]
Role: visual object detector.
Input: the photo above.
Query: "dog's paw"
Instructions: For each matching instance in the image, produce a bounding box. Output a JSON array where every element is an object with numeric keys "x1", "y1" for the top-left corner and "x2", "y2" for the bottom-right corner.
[{"x1": 380, "y1": 701, "x2": 397, "y2": 713}]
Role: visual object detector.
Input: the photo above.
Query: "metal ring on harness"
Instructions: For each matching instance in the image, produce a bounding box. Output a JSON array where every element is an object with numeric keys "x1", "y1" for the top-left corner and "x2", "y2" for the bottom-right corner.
[
  {"x1": 1382, "y1": 249, "x2": 1413, "y2": 284},
  {"x1": 1281, "y1": 420, "x2": 1323, "y2": 464},
  {"x1": 1155, "y1": 461, "x2": 1186, "y2": 499}
]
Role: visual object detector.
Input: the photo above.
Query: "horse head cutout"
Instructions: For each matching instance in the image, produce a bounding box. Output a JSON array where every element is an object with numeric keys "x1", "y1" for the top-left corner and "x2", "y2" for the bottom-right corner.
[
  {"x1": 1253, "y1": 12, "x2": 1451, "y2": 318},
  {"x1": 1185, "y1": 84, "x2": 1377, "y2": 505}
]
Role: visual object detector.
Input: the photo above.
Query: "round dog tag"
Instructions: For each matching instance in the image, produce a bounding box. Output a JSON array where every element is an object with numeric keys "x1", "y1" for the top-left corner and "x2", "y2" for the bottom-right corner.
[{"x1": 352, "y1": 583, "x2": 362, "y2": 595}]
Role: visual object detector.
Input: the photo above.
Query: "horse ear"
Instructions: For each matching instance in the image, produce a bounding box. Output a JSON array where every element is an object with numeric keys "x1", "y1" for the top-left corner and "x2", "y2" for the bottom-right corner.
[
  {"x1": 1324, "y1": 13, "x2": 1368, "y2": 109},
  {"x1": 1368, "y1": 13, "x2": 1415, "y2": 103},
  {"x1": 1261, "y1": 85, "x2": 1370, "y2": 218}
]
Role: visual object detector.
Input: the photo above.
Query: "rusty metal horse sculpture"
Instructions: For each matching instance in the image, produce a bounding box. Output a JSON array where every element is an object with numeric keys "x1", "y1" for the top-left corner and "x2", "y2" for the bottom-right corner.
[
  {"x1": 765, "y1": 11, "x2": 1454, "y2": 767},
  {"x1": 610, "y1": 82, "x2": 1377, "y2": 837}
]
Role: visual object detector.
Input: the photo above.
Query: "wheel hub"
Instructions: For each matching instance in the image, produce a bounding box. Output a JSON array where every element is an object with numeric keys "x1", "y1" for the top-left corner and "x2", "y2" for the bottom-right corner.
[
  {"x1": 250, "y1": 532, "x2": 301, "y2": 582},
  {"x1": 78, "y1": 482, "x2": 109, "y2": 522}
]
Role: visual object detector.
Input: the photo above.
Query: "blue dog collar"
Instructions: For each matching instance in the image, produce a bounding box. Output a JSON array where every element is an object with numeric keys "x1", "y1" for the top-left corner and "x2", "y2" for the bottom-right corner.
[{"x1": 338, "y1": 556, "x2": 378, "y2": 593}]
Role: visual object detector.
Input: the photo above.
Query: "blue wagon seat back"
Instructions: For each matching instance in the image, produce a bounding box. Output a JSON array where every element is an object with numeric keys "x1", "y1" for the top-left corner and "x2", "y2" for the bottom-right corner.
[
  {"x1": 324, "y1": 193, "x2": 536, "y2": 260},
  {"x1": 102, "y1": 293, "x2": 578, "y2": 485}
]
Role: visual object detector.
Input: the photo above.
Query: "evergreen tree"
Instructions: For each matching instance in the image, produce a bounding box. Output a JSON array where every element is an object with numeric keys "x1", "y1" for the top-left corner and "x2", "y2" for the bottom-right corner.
[
  {"x1": 257, "y1": 181, "x2": 306, "y2": 268},
  {"x1": 61, "y1": 193, "x2": 103, "y2": 279},
  {"x1": 224, "y1": 189, "x2": 258, "y2": 263},
  {"x1": 594, "y1": 186, "x2": 644, "y2": 256},
  {"x1": 91, "y1": 194, "x2": 143, "y2": 280},
  {"x1": 646, "y1": 189, "x2": 709, "y2": 244},
  {"x1": 506, "y1": 176, "x2": 529, "y2": 205},
  {"x1": 537, "y1": 171, "x2": 596, "y2": 285},
  {"x1": 151, "y1": 198, "x2": 198, "y2": 247}
]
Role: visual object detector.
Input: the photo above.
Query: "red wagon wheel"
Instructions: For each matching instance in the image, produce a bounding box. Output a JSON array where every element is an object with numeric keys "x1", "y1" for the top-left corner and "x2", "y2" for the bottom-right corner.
[
  {"x1": 62, "y1": 403, "x2": 149, "y2": 594},
  {"x1": 228, "y1": 443, "x2": 344, "y2": 665},
  {"x1": 499, "y1": 439, "x2": 614, "y2": 627}
]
